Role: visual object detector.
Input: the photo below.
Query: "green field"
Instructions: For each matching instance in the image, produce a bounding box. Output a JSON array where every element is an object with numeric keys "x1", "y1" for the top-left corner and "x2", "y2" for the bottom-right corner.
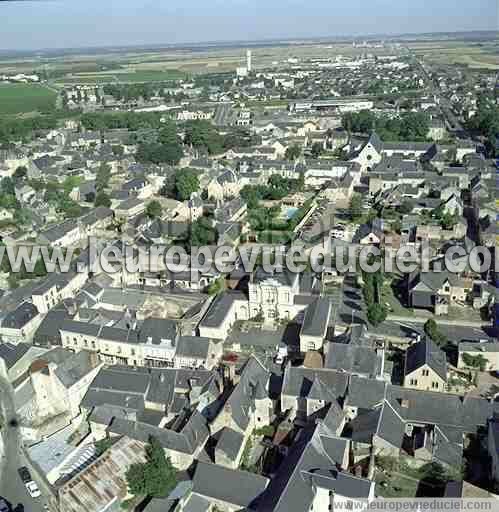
[
  {"x1": 56, "y1": 69, "x2": 187, "y2": 84},
  {"x1": 0, "y1": 84, "x2": 57, "y2": 115}
]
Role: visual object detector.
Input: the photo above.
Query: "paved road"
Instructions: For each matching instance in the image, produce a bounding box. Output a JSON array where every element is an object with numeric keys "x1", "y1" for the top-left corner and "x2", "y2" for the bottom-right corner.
[
  {"x1": 0, "y1": 378, "x2": 49, "y2": 512},
  {"x1": 336, "y1": 274, "x2": 493, "y2": 343}
]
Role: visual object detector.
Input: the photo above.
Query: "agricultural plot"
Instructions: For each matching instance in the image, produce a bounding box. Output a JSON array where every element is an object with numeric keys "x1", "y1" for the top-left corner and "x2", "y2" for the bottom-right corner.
[
  {"x1": 0, "y1": 84, "x2": 57, "y2": 115},
  {"x1": 410, "y1": 42, "x2": 499, "y2": 69}
]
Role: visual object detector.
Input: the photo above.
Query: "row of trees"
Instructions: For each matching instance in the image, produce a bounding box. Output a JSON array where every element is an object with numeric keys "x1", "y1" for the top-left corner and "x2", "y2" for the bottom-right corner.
[
  {"x1": 362, "y1": 264, "x2": 388, "y2": 327},
  {"x1": 80, "y1": 111, "x2": 164, "y2": 131},
  {"x1": 467, "y1": 93, "x2": 499, "y2": 156},
  {"x1": 342, "y1": 110, "x2": 430, "y2": 142},
  {"x1": 0, "y1": 115, "x2": 59, "y2": 144},
  {"x1": 103, "y1": 83, "x2": 160, "y2": 102}
]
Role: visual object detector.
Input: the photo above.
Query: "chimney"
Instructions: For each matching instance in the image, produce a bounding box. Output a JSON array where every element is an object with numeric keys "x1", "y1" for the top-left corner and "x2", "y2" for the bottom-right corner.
[{"x1": 400, "y1": 399, "x2": 410, "y2": 408}]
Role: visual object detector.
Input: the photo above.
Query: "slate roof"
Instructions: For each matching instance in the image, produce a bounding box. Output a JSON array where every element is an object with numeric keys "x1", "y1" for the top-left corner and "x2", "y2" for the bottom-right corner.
[
  {"x1": 300, "y1": 297, "x2": 331, "y2": 338},
  {"x1": 139, "y1": 317, "x2": 178, "y2": 345},
  {"x1": 367, "y1": 132, "x2": 383, "y2": 154},
  {"x1": 282, "y1": 367, "x2": 349, "y2": 401},
  {"x1": 259, "y1": 425, "x2": 373, "y2": 512},
  {"x1": 408, "y1": 270, "x2": 462, "y2": 293},
  {"x1": 2, "y1": 301, "x2": 39, "y2": 329},
  {"x1": 347, "y1": 375, "x2": 499, "y2": 432},
  {"x1": 216, "y1": 427, "x2": 244, "y2": 461},
  {"x1": 405, "y1": 338, "x2": 447, "y2": 381},
  {"x1": 199, "y1": 291, "x2": 246, "y2": 329},
  {"x1": 54, "y1": 350, "x2": 99, "y2": 389},
  {"x1": 224, "y1": 356, "x2": 270, "y2": 431},
  {"x1": 0, "y1": 342, "x2": 30, "y2": 369},
  {"x1": 325, "y1": 343, "x2": 379, "y2": 377},
  {"x1": 175, "y1": 336, "x2": 213, "y2": 360},
  {"x1": 107, "y1": 410, "x2": 209, "y2": 455},
  {"x1": 192, "y1": 462, "x2": 269, "y2": 510},
  {"x1": 39, "y1": 220, "x2": 78, "y2": 242}
]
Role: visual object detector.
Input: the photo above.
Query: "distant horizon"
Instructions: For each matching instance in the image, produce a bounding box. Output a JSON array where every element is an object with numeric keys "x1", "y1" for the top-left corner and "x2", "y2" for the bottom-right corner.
[
  {"x1": 0, "y1": 0, "x2": 496, "y2": 52},
  {"x1": 0, "y1": 29, "x2": 497, "y2": 58}
]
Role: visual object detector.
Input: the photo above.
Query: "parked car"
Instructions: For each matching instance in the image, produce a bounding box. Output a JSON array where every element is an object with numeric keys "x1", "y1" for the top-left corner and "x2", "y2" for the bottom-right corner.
[
  {"x1": 26, "y1": 481, "x2": 41, "y2": 499},
  {"x1": 18, "y1": 467, "x2": 41, "y2": 499},
  {"x1": 17, "y1": 466, "x2": 31, "y2": 483}
]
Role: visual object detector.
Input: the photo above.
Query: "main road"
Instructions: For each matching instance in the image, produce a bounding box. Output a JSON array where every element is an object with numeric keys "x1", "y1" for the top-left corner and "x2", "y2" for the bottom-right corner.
[{"x1": 0, "y1": 377, "x2": 50, "y2": 512}]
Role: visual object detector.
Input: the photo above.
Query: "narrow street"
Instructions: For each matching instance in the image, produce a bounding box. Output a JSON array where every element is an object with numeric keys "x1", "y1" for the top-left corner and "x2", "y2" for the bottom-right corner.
[{"x1": 0, "y1": 378, "x2": 49, "y2": 512}]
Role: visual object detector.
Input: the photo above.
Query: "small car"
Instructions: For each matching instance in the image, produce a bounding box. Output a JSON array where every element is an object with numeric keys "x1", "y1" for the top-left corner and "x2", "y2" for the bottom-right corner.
[{"x1": 26, "y1": 481, "x2": 41, "y2": 499}]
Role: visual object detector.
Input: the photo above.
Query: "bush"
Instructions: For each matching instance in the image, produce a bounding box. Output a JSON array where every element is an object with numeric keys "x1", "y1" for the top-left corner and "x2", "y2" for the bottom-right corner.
[{"x1": 126, "y1": 436, "x2": 178, "y2": 498}]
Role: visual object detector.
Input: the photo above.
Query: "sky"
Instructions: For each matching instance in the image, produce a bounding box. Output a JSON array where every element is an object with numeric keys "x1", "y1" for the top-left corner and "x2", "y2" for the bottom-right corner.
[{"x1": 0, "y1": 0, "x2": 497, "y2": 51}]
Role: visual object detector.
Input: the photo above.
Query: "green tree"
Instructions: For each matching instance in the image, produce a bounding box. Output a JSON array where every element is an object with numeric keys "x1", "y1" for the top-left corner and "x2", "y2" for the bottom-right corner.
[
  {"x1": 126, "y1": 436, "x2": 178, "y2": 498},
  {"x1": 175, "y1": 169, "x2": 200, "y2": 201},
  {"x1": 96, "y1": 163, "x2": 111, "y2": 192},
  {"x1": 95, "y1": 438, "x2": 114, "y2": 456},
  {"x1": 146, "y1": 200, "x2": 162, "y2": 219},
  {"x1": 184, "y1": 120, "x2": 223, "y2": 155},
  {"x1": 367, "y1": 303, "x2": 388, "y2": 326},
  {"x1": 94, "y1": 191, "x2": 112, "y2": 208},
  {"x1": 13, "y1": 166, "x2": 27, "y2": 179},
  {"x1": 348, "y1": 193, "x2": 363, "y2": 222},
  {"x1": 136, "y1": 142, "x2": 183, "y2": 165},
  {"x1": 189, "y1": 217, "x2": 216, "y2": 247},
  {"x1": 111, "y1": 145, "x2": 124, "y2": 157},
  {"x1": 424, "y1": 319, "x2": 447, "y2": 346},
  {"x1": 462, "y1": 353, "x2": 488, "y2": 372},
  {"x1": 310, "y1": 142, "x2": 323, "y2": 158},
  {"x1": 1, "y1": 177, "x2": 15, "y2": 196},
  {"x1": 207, "y1": 277, "x2": 225, "y2": 295},
  {"x1": 399, "y1": 200, "x2": 414, "y2": 215},
  {"x1": 285, "y1": 144, "x2": 301, "y2": 160},
  {"x1": 440, "y1": 212, "x2": 458, "y2": 230}
]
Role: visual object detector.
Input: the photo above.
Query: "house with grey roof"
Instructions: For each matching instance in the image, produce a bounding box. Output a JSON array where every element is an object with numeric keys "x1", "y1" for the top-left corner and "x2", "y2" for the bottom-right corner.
[
  {"x1": 258, "y1": 423, "x2": 375, "y2": 512},
  {"x1": 214, "y1": 426, "x2": 246, "y2": 469},
  {"x1": 174, "y1": 335, "x2": 223, "y2": 370},
  {"x1": 107, "y1": 409, "x2": 210, "y2": 470},
  {"x1": 325, "y1": 325, "x2": 381, "y2": 379},
  {"x1": 403, "y1": 338, "x2": 448, "y2": 392},
  {"x1": 0, "y1": 301, "x2": 41, "y2": 342},
  {"x1": 347, "y1": 399, "x2": 405, "y2": 457},
  {"x1": 0, "y1": 342, "x2": 47, "y2": 382},
  {"x1": 407, "y1": 269, "x2": 471, "y2": 316},
  {"x1": 212, "y1": 356, "x2": 272, "y2": 439},
  {"x1": 299, "y1": 297, "x2": 332, "y2": 352},
  {"x1": 178, "y1": 461, "x2": 269, "y2": 511},
  {"x1": 281, "y1": 366, "x2": 349, "y2": 422}
]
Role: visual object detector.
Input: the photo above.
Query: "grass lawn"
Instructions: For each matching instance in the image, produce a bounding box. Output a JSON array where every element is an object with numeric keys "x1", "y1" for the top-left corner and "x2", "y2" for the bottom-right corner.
[
  {"x1": 0, "y1": 84, "x2": 57, "y2": 114},
  {"x1": 381, "y1": 278, "x2": 414, "y2": 317},
  {"x1": 56, "y1": 69, "x2": 187, "y2": 84},
  {"x1": 375, "y1": 470, "x2": 419, "y2": 498}
]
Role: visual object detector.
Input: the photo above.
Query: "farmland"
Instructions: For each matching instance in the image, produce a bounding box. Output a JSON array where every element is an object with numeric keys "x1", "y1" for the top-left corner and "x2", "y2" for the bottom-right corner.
[
  {"x1": 409, "y1": 41, "x2": 499, "y2": 69},
  {"x1": 0, "y1": 83, "x2": 57, "y2": 115}
]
